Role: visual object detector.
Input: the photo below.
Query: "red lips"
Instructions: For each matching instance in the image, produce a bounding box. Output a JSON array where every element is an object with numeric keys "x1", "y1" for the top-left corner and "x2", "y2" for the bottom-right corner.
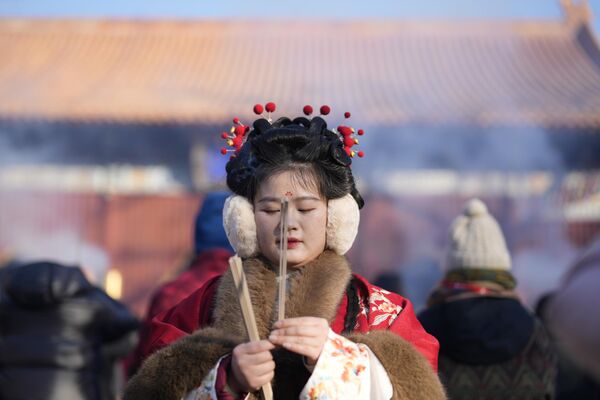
[{"x1": 278, "y1": 237, "x2": 302, "y2": 249}]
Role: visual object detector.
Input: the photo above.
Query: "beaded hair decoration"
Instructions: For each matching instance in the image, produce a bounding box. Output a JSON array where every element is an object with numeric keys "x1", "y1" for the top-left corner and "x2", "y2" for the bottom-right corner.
[{"x1": 220, "y1": 102, "x2": 365, "y2": 161}]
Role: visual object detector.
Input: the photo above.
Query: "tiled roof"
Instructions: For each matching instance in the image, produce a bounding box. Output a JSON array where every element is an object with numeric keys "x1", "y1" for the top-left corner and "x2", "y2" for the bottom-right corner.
[{"x1": 1, "y1": 18, "x2": 600, "y2": 127}]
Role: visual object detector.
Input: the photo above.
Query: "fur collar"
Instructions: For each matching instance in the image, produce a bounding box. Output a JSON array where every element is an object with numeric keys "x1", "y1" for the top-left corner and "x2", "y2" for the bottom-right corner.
[{"x1": 212, "y1": 250, "x2": 352, "y2": 338}]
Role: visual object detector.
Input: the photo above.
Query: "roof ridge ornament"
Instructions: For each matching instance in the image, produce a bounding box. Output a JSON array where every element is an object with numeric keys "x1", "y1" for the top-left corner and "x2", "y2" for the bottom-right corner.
[{"x1": 560, "y1": 0, "x2": 592, "y2": 27}]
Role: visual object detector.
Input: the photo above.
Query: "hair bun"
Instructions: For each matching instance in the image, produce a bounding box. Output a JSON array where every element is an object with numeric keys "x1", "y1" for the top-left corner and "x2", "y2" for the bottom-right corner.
[
  {"x1": 252, "y1": 118, "x2": 273, "y2": 136},
  {"x1": 225, "y1": 113, "x2": 364, "y2": 209},
  {"x1": 330, "y1": 141, "x2": 351, "y2": 167}
]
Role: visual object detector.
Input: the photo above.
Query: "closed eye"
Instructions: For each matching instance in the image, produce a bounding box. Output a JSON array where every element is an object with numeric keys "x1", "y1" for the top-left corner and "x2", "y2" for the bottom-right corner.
[
  {"x1": 299, "y1": 209, "x2": 315, "y2": 213},
  {"x1": 262, "y1": 209, "x2": 280, "y2": 214}
]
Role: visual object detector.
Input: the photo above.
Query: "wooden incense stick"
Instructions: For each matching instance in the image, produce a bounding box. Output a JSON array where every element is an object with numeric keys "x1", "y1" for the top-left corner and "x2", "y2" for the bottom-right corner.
[
  {"x1": 278, "y1": 198, "x2": 289, "y2": 321},
  {"x1": 229, "y1": 256, "x2": 273, "y2": 400}
]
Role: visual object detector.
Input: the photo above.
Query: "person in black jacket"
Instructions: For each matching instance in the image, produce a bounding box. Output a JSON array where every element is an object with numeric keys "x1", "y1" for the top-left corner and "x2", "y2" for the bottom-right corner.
[
  {"x1": 419, "y1": 199, "x2": 557, "y2": 400},
  {"x1": 0, "y1": 260, "x2": 139, "y2": 400}
]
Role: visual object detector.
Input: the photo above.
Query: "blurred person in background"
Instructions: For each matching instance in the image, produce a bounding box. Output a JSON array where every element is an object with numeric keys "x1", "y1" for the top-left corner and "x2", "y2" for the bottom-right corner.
[
  {"x1": 127, "y1": 191, "x2": 233, "y2": 376},
  {"x1": 0, "y1": 261, "x2": 139, "y2": 400},
  {"x1": 543, "y1": 235, "x2": 600, "y2": 390},
  {"x1": 373, "y1": 270, "x2": 405, "y2": 296},
  {"x1": 419, "y1": 199, "x2": 557, "y2": 400},
  {"x1": 0, "y1": 251, "x2": 18, "y2": 301},
  {"x1": 145, "y1": 191, "x2": 234, "y2": 318},
  {"x1": 536, "y1": 292, "x2": 600, "y2": 399}
]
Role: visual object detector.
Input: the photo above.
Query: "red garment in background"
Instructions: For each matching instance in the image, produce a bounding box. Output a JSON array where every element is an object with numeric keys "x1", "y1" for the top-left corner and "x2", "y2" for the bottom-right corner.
[
  {"x1": 138, "y1": 273, "x2": 439, "y2": 372},
  {"x1": 146, "y1": 248, "x2": 232, "y2": 319},
  {"x1": 127, "y1": 249, "x2": 231, "y2": 375}
]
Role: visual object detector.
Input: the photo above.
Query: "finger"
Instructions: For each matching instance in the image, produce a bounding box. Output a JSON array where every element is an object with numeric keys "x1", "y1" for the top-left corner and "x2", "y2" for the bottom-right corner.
[
  {"x1": 241, "y1": 350, "x2": 275, "y2": 365},
  {"x1": 280, "y1": 341, "x2": 319, "y2": 358},
  {"x1": 270, "y1": 325, "x2": 321, "y2": 339},
  {"x1": 251, "y1": 360, "x2": 276, "y2": 376},
  {"x1": 269, "y1": 333, "x2": 316, "y2": 347},
  {"x1": 239, "y1": 359, "x2": 275, "y2": 379},
  {"x1": 240, "y1": 340, "x2": 276, "y2": 354},
  {"x1": 273, "y1": 317, "x2": 325, "y2": 329},
  {"x1": 249, "y1": 370, "x2": 275, "y2": 392}
]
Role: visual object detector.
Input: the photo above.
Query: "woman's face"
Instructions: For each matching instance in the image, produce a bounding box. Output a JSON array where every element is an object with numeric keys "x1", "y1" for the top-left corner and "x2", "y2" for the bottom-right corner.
[{"x1": 254, "y1": 170, "x2": 327, "y2": 268}]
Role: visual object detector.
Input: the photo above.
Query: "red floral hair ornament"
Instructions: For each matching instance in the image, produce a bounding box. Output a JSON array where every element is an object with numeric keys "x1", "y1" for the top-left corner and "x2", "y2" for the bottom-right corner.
[
  {"x1": 220, "y1": 102, "x2": 366, "y2": 160},
  {"x1": 220, "y1": 101, "x2": 278, "y2": 157},
  {"x1": 305, "y1": 104, "x2": 365, "y2": 159},
  {"x1": 219, "y1": 115, "x2": 250, "y2": 156},
  {"x1": 329, "y1": 106, "x2": 365, "y2": 159}
]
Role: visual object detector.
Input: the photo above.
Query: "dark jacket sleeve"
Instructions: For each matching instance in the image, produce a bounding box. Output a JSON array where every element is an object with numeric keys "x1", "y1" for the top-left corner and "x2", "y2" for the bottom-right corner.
[{"x1": 91, "y1": 287, "x2": 140, "y2": 343}]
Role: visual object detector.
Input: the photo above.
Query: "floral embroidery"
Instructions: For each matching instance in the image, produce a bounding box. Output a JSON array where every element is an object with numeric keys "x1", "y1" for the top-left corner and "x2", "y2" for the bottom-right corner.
[
  {"x1": 330, "y1": 337, "x2": 361, "y2": 360},
  {"x1": 300, "y1": 330, "x2": 370, "y2": 399},
  {"x1": 355, "y1": 294, "x2": 369, "y2": 330},
  {"x1": 377, "y1": 300, "x2": 401, "y2": 314},
  {"x1": 354, "y1": 285, "x2": 404, "y2": 331},
  {"x1": 368, "y1": 286, "x2": 403, "y2": 328}
]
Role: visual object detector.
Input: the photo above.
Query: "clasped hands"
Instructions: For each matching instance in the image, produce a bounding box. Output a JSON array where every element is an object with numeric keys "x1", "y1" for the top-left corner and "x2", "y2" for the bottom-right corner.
[{"x1": 228, "y1": 316, "x2": 329, "y2": 394}]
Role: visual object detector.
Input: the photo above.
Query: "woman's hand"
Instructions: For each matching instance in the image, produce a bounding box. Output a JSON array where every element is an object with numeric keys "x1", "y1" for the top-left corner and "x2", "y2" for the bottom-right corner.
[
  {"x1": 229, "y1": 340, "x2": 276, "y2": 393},
  {"x1": 269, "y1": 317, "x2": 329, "y2": 365}
]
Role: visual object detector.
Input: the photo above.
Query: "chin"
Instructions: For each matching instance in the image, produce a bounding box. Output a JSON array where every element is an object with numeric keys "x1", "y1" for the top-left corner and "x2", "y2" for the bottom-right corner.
[
  {"x1": 288, "y1": 252, "x2": 323, "y2": 268},
  {"x1": 286, "y1": 256, "x2": 306, "y2": 268}
]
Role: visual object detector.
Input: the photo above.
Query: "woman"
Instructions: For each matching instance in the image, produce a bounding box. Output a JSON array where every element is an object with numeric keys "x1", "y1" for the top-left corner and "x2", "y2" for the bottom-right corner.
[{"x1": 125, "y1": 105, "x2": 445, "y2": 399}]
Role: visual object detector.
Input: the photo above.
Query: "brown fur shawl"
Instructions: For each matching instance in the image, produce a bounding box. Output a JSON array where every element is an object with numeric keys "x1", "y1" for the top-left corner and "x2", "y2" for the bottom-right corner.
[{"x1": 124, "y1": 251, "x2": 445, "y2": 400}]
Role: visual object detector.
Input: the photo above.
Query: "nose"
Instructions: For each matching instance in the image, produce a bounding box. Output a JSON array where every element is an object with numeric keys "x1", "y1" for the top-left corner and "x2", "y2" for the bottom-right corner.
[
  {"x1": 287, "y1": 207, "x2": 298, "y2": 232},
  {"x1": 282, "y1": 208, "x2": 299, "y2": 232}
]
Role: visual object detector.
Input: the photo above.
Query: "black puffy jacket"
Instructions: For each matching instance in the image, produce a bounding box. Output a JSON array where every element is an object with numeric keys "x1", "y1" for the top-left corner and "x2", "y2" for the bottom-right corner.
[{"x1": 0, "y1": 261, "x2": 139, "y2": 400}]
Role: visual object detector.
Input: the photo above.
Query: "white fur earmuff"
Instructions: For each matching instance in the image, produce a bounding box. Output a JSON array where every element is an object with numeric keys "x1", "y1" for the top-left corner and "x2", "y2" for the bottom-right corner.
[
  {"x1": 326, "y1": 194, "x2": 360, "y2": 255},
  {"x1": 222, "y1": 193, "x2": 360, "y2": 257},
  {"x1": 223, "y1": 195, "x2": 259, "y2": 258}
]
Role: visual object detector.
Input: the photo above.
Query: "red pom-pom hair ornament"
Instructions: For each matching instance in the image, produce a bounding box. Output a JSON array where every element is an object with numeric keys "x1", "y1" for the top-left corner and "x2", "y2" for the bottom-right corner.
[
  {"x1": 259, "y1": 101, "x2": 276, "y2": 122},
  {"x1": 265, "y1": 102, "x2": 276, "y2": 113},
  {"x1": 335, "y1": 113, "x2": 365, "y2": 160},
  {"x1": 337, "y1": 126, "x2": 352, "y2": 137},
  {"x1": 253, "y1": 104, "x2": 264, "y2": 115},
  {"x1": 233, "y1": 125, "x2": 246, "y2": 137},
  {"x1": 220, "y1": 103, "x2": 365, "y2": 161},
  {"x1": 219, "y1": 115, "x2": 249, "y2": 157}
]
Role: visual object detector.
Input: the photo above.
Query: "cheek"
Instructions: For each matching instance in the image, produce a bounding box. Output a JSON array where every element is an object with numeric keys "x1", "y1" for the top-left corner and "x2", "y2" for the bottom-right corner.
[
  {"x1": 254, "y1": 213, "x2": 274, "y2": 244},
  {"x1": 308, "y1": 209, "x2": 328, "y2": 240}
]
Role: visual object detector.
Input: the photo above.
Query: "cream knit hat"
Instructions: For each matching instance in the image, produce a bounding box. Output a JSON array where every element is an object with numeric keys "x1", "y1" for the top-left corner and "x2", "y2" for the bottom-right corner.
[{"x1": 445, "y1": 198, "x2": 511, "y2": 271}]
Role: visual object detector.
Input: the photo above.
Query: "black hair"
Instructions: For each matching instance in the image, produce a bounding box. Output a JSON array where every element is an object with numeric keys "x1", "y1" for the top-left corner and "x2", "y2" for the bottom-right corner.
[{"x1": 226, "y1": 116, "x2": 364, "y2": 208}]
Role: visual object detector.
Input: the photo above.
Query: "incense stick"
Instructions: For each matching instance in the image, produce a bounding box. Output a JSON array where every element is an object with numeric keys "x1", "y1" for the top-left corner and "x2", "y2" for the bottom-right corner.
[
  {"x1": 229, "y1": 256, "x2": 273, "y2": 400},
  {"x1": 278, "y1": 198, "x2": 289, "y2": 322}
]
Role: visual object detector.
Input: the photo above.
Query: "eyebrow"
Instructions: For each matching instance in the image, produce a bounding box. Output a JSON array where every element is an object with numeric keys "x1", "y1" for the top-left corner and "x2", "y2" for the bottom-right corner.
[{"x1": 257, "y1": 196, "x2": 321, "y2": 203}]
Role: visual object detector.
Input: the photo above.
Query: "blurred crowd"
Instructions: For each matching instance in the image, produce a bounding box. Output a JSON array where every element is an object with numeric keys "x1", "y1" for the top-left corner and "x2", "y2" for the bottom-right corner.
[{"x1": 1, "y1": 192, "x2": 599, "y2": 399}]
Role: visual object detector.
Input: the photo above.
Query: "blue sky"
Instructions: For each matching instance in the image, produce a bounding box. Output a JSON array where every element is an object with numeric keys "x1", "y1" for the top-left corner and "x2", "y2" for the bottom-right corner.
[
  {"x1": 0, "y1": 1, "x2": 599, "y2": 34},
  {"x1": 0, "y1": 0, "x2": 598, "y2": 25}
]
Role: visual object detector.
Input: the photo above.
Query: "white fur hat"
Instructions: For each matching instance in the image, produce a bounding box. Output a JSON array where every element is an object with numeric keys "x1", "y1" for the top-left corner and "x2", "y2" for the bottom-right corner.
[{"x1": 446, "y1": 198, "x2": 511, "y2": 271}]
